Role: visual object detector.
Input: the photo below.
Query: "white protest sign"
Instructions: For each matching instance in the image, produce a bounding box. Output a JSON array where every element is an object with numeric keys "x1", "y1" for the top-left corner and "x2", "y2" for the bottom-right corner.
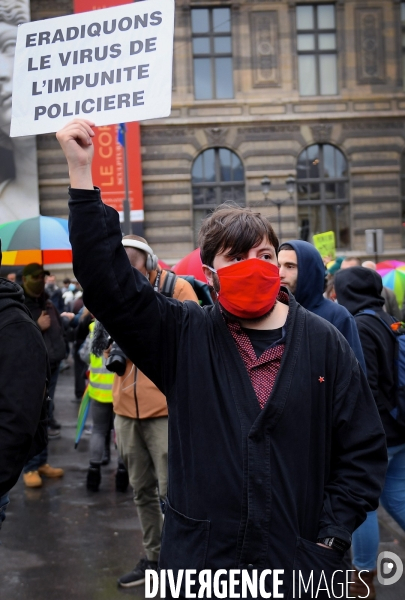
[{"x1": 10, "y1": 0, "x2": 174, "y2": 137}]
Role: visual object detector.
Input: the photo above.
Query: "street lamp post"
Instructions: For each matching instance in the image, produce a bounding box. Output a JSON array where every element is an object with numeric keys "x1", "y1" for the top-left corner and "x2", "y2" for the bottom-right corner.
[{"x1": 260, "y1": 175, "x2": 296, "y2": 241}]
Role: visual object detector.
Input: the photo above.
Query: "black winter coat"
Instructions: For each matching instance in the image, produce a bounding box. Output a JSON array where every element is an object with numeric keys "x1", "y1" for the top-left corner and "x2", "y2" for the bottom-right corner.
[
  {"x1": 335, "y1": 266, "x2": 405, "y2": 447},
  {"x1": 69, "y1": 189, "x2": 387, "y2": 597},
  {"x1": 0, "y1": 279, "x2": 48, "y2": 497}
]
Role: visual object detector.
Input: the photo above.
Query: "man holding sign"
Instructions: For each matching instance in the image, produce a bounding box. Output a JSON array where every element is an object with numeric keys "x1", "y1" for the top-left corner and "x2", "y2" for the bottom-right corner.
[{"x1": 57, "y1": 117, "x2": 386, "y2": 598}]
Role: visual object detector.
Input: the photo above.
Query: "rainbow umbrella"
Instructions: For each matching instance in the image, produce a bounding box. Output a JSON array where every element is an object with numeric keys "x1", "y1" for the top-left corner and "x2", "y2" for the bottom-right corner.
[
  {"x1": 0, "y1": 216, "x2": 71, "y2": 265},
  {"x1": 376, "y1": 260, "x2": 405, "y2": 279},
  {"x1": 75, "y1": 386, "x2": 91, "y2": 449},
  {"x1": 381, "y1": 267, "x2": 405, "y2": 307},
  {"x1": 376, "y1": 260, "x2": 405, "y2": 270}
]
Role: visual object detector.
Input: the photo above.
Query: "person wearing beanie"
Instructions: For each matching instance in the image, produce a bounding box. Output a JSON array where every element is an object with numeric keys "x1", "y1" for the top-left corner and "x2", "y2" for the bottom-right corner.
[
  {"x1": 0, "y1": 239, "x2": 48, "y2": 524},
  {"x1": 327, "y1": 256, "x2": 345, "y2": 275},
  {"x1": 21, "y1": 262, "x2": 66, "y2": 487}
]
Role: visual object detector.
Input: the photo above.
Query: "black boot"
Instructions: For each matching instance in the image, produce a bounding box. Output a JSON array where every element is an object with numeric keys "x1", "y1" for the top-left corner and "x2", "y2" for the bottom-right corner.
[
  {"x1": 86, "y1": 464, "x2": 101, "y2": 491},
  {"x1": 115, "y1": 465, "x2": 129, "y2": 492},
  {"x1": 101, "y1": 447, "x2": 111, "y2": 466}
]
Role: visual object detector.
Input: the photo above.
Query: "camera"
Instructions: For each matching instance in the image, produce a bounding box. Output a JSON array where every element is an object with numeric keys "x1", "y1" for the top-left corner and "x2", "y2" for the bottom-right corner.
[{"x1": 105, "y1": 341, "x2": 127, "y2": 376}]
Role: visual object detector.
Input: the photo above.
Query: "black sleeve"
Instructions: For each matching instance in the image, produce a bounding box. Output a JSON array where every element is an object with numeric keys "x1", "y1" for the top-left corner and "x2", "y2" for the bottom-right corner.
[
  {"x1": 0, "y1": 321, "x2": 48, "y2": 497},
  {"x1": 317, "y1": 340, "x2": 387, "y2": 544},
  {"x1": 68, "y1": 188, "x2": 192, "y2": 393},
  {"x1": 355, "y1": 321, "x2": 381, "y2": 407}
]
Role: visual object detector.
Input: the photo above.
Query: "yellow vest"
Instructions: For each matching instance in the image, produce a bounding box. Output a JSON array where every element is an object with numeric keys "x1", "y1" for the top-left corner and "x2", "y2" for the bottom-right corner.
[{"x1": 88, "y1": 322, "x2": 114, "y2": 403}]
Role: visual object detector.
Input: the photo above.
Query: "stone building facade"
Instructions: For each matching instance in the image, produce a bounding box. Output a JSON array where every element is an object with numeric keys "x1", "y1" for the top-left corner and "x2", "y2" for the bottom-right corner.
[{"x1": 31, "y1": 0, "x2": 405, "y2": 263}]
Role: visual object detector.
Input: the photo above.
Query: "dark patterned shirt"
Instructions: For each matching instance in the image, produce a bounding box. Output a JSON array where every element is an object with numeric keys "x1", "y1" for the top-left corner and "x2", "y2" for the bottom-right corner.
[{"x1": 226, "y1": 291, "x2": 289, "y2": 409}]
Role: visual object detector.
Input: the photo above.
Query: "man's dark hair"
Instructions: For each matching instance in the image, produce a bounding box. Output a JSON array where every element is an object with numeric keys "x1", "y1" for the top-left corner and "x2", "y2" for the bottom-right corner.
[
  {"x1": 279, "y1": 243, "x2": 295, "y2": 252},
  {"x1": 198, "y1": 204, "x2": 279, "y2": 267}
]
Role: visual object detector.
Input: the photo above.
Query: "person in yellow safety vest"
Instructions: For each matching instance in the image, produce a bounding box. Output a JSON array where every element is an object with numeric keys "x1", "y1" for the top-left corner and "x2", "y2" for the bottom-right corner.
[{"x1": 80, "y1": 320, "x2": 115, "y2": 491}]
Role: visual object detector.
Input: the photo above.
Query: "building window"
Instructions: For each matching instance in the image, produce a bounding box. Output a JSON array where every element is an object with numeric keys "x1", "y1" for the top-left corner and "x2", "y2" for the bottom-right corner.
[
  {"x1": 191, "y1": 7, "x2": 234, "y2": 100},
  {"x1": 192, "y1": 148, "x2": 245, "y2": 244},
  {"x1": 296, "y1": 4, "x2": 338, "y2": 96},
  {"x1": 297, "y1": 144, "x2": 350, "y2": 249},
  {"x1": 401, "y1": 152, "x2": 405, "y2": 247}
]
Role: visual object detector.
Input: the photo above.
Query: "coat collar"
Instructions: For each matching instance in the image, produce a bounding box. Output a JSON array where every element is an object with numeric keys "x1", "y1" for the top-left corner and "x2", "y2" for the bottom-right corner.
[{"x1": 211, "y1": 290, "x2": 305, "y2": 432}]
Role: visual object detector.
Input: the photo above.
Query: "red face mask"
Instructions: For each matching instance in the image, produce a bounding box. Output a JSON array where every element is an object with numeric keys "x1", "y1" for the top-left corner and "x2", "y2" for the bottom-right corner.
[{"x1": 210, "y1": 258, "x2": 281, "y2": 320}]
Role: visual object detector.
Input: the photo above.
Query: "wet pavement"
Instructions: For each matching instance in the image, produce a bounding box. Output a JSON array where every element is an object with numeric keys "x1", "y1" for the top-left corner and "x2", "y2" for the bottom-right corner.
[
  {"x1": 1, "y1": 364, "x2": 405, "y2": 599},
  {"x1": 0, "y1": 363, "x2": 145, "y2": 600}
]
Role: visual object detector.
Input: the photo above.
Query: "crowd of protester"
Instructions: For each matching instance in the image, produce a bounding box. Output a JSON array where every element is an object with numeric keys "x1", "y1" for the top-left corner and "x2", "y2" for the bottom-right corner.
[{"x1": 1, "y1": 118, "x2": 405, "y2": 599}]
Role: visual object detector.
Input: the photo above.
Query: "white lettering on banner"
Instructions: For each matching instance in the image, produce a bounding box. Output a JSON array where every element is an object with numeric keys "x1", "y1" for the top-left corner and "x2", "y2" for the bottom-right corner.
[{"x1": 10, "y1": 0, "x2": 174, "y2": 137}]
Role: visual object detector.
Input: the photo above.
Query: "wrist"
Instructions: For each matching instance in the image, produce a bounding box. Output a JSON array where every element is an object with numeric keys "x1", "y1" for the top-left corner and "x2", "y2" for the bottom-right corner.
[
  {"x1": 316, "y1": 537, "x2": 350, "y2": 553},
  {"x1": 69, "y1": 164, "x2": 93, "y2": 190}
]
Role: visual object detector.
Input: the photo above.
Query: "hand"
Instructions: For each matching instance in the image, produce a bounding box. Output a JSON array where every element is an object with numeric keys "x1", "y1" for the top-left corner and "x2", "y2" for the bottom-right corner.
[
  {"x1": 61, "y1": 311, "x2": 75, "y2": 321},
  {"x1": 317, "y1": 543, "x2": 332, "y2": 550},
  {"x1": 37, "y1": 310, "x2": 51, "y2": 331},
  {"x1": 56, "y1": 119, "x2": 95, "y2": 190}
]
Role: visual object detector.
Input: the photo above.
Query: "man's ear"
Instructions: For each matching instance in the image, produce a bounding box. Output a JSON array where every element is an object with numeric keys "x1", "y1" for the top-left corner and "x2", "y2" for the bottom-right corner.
[{"x1": 202, "y1": 266, "x2": 214, "y2": 287}]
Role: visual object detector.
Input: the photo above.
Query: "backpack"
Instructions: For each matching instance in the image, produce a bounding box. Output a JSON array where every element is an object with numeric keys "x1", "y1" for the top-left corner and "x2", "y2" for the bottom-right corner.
[
  {"x1": 160, "y1": 271, "x2": 214, "y2": 306},
  {"x1": 355, "y1": 309, "x2": 405, "y2": 426}
]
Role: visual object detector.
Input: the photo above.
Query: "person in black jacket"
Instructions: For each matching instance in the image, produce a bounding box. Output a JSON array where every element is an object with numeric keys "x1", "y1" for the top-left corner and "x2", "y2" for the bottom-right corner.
[
  {"x1": 335, "y1": 266, "x2": 405, "y2": 599},
  {"x1": 21, "y1": 263, "x2": 65, "y2": 488},
  {"x1": 0, "y1": 240, "x2": 48, "y2": 526},
  {"x1": 57, "y1": 119, "x2": 387, "y2": 599}
]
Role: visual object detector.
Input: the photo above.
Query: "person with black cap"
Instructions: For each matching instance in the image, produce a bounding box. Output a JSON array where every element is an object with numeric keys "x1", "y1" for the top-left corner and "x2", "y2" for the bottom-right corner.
[
  {"x1": 335, "y1": 266, "x2": 405, "y2": 599},
  {"x1": 21, "y1": 262, "x2": 66, "y2": 487},
  {"x1": 0, "y1": 241, "x2": 48, "y2": 522}
]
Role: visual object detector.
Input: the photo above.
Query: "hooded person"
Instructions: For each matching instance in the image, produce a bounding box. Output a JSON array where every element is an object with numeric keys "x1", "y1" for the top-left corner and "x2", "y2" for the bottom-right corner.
[
  {"x1": 361, "y1": 260, "x2": 401, "y2": 321},
  {"x1": 335, "y1": 266, "x2": 405, "y2": 599},
  {"x1": 278, "y1": 240, "x2": 365, "y2": 371},
  {"x1": 0, "y1": 238, "x2": 48, "y2": 526}
]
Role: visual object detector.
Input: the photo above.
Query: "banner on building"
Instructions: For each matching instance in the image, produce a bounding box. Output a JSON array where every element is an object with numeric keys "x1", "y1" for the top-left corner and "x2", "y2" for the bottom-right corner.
[
  {"x1": 0, "y1": 0, "x2": 39, "y2": 223},
  {"x1": 10, "y1": 0, "x2": 175, "y2": 137}
]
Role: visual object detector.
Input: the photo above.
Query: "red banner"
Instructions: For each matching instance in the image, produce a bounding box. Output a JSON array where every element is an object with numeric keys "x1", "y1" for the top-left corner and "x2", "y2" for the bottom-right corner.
[{"x1": 73, "y1": 0, "x2": 144, "y2": 226}]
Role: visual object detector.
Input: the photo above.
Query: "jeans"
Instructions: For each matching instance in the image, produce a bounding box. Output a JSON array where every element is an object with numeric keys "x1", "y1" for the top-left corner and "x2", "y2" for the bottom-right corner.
[
  {"x1": 89, "y1": 400, "x2": 113, "y2": 465},
  {"x1": 115, "y1": 414, "x2": 168, "y2": 562},
  {"x1": 23, "y1": 364, "x2": 60, "y2": 473},
  {"x1": 24, "y1": 447, "x2": 48, "y2": 473},
  {"x1": 47, "y1": 362, "x2": 60, "y2": 422},
  {"x1": 352, "y1": 443, "x2": 405, "y2": 570}
]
